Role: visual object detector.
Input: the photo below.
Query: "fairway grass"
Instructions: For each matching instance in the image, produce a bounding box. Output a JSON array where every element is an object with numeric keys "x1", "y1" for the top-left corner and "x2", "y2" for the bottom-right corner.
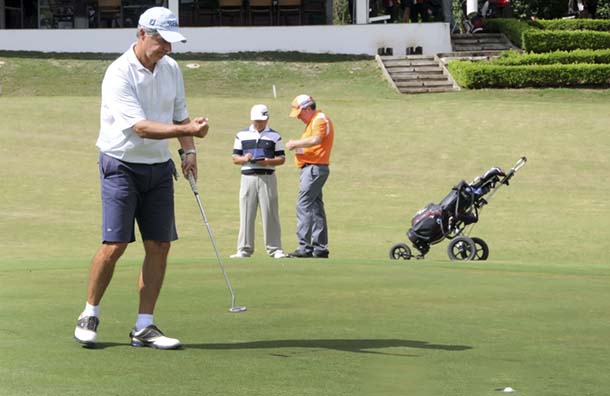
[
  {"x1": 1, "y1": 54, "x2": 610, "y2": 395},
  {"x1": 1, "y1": 92, "x2": 608, "y2": 264},
  {"x1": 2, "y1": 258, "x2": 610, "y2": 396}
]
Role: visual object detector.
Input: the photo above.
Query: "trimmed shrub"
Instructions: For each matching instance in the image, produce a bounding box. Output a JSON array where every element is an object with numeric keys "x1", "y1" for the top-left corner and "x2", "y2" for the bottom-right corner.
[
  {"x1": 452, "y1": 17, "x2": 610, "y2": 89},
  {"x1": 523, "y1": 30, "x2": 610, "y2": 52},
  {"x1": 536, "y1": 19, "x2": 610, "y2": 31},
  {"x1": 493, "y1": 49, "x2": 610, "y2": 65},
  {"x1": 447, "y1": 61, "x2": 610, "y2": 88}
]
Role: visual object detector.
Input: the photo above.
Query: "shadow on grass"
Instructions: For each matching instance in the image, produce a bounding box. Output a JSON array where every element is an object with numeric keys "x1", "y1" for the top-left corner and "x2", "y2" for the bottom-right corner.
[
  {"x1": 184, "y1": 339, "x2": 472, "y2": 356},
  {"x1": 77, "y1": 339, "x2": 471, "y2": 356},
  {"x1": 0, "y1": 50, "x2": 372, "y2": 63},
  {"x1": 79, "y1": 342, "x2": 127, "y2": 350}
]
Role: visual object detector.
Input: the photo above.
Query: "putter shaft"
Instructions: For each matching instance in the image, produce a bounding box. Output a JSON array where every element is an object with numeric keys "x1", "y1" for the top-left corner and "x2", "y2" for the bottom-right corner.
[{"x1": 178, "y1": 149, "x2": 246, "y2": 312}]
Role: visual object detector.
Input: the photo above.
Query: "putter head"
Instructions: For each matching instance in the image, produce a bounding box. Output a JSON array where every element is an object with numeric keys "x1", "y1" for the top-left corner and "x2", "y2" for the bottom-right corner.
[{"x1": 229, "y1": 306, "x2": 247, "y2": 313}]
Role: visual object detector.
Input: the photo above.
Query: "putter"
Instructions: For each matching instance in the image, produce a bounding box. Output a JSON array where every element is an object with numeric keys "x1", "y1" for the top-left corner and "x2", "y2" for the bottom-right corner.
[{"x1": 179, "y1": 149, "x2": 247, "y2": 313}]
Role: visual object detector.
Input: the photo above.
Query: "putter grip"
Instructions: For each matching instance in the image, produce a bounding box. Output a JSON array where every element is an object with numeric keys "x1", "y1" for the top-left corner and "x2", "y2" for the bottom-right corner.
[{"x1": 178, "y1": 149, "x2": 199, "y2": 194}]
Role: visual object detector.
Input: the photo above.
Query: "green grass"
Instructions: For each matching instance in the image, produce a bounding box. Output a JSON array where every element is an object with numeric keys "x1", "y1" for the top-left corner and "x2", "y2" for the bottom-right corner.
[
  {"x1": 0, "y1": 51, "x2": 385, "y2": 97},
  {"x1": 1, "y1": 53, "x2": 610, "y2": 396}
]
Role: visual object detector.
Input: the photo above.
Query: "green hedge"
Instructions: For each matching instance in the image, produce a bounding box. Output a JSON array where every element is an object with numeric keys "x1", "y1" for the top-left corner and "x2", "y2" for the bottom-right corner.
[
  {"x1": 447, "y1": 61, "x2": 610, "y2": 88},
  {"x1": 534, "y1": 19, "x2": 610, "y2": 32},
  {"x1": 483, "y1": 19, "x2": 610, "y2": 51},
  {"x1": 494, "y1": 49, "x2": 610, "y2": 65},
  {"x1": 454, "y1": 18, "x2": 610, "y2": 89},
  {"x1": 523, "y1": 30, "x2": 610, "y2": 52},
  {"x1": 483, "y1": 18, "x2": 538, "y2": 49}
]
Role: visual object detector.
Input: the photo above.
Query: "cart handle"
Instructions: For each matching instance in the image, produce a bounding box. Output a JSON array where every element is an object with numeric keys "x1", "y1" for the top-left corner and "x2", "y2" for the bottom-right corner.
[{"x1": 501, "y1": 156, "x2": 527, "y2": 186}]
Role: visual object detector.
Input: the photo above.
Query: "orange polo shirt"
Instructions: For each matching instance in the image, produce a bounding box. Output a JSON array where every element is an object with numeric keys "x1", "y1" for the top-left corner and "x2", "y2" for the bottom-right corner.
[{"x1": 294, "y1": 110, "x2": 334, "y2": 168}]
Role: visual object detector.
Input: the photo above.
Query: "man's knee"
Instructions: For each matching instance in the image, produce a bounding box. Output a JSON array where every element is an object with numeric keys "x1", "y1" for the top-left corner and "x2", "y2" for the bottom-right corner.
[
  {"x1": 99, "y1": 242, "x2": 128, "y2": 262},
  {"x1": 143, "y1": 240, "x2": 171, "y2": 255}
]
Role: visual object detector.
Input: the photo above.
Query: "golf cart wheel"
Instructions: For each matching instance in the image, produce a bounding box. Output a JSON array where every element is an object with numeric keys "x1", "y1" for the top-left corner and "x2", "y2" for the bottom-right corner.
[
  {"x1": 447, "y1": 237, "x2": 476, "y2": 261},
  {"x1": 389, "y1": 243, "x2": 412, "y2": 260},
  {"x1": 471, "y1": 237, "x2": 489, "y2": 261}
]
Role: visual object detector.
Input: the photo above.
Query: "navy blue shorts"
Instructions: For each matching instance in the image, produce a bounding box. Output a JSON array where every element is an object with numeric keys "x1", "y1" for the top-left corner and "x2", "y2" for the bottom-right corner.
[{"x1": 99, "y1": 153, "x2": 178, "y2": 243}]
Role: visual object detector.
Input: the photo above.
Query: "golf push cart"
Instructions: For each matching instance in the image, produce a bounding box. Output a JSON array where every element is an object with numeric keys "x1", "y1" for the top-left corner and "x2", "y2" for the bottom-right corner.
[{"x1": 389, "y1": 157, "x2": 527, "y2": 261}]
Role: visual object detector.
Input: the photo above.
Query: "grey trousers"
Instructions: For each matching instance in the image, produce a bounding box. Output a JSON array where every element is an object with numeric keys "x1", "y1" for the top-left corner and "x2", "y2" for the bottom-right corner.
[
  {"x1": 296, "y1": 164, "x2": 330, "y2": 254},
  {"x1": 237, "y1": 173, "x2": 283, "y2": 256}
]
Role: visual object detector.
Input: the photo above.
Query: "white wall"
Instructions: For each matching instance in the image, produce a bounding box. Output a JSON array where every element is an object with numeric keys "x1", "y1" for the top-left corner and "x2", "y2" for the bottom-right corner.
[{"x1": 0, "y1": 23, "x2": 451, "y2": 56}]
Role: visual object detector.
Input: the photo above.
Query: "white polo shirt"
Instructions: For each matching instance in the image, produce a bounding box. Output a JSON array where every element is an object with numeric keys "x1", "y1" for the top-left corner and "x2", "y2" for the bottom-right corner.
[{"x1": 96, "y1": 44, "x2": 189, "y2": 164}]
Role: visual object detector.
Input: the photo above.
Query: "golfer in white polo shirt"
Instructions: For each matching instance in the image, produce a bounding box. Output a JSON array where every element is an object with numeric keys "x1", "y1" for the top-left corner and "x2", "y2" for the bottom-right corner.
[{"x1": 74, "y1": 7, "x2": 209, "y2": 350}]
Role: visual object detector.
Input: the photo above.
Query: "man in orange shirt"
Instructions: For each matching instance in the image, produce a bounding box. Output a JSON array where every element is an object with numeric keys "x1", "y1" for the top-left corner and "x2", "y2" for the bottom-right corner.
[{"x1": 285, "y1": 95, "x2": 334, "y2": 258}]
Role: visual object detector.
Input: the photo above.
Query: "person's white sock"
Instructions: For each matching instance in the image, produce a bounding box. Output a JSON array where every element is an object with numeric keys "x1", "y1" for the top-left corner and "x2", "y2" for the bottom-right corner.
[
  {"x1": 135, "y1": 314, "x2": 154, "y2": 331},
  {"x1": 81, "y1": 302, "x2": 99, "y2": 318}
]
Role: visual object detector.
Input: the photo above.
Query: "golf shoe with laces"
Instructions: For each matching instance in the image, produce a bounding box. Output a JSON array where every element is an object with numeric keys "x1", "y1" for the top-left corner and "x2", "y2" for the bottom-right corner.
[
  {"x1": 272, "y1": 250, "x2": 287, "y2": 259},
  {"x1": 129, "y1": 325, "x2": 181, "y2": 350},
  {"x1": 74, "y1": 315, "x2": 99, "y2": 346}
]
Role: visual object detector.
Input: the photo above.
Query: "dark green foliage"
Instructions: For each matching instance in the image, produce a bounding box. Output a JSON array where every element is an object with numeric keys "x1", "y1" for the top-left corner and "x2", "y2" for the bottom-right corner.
[
  {"x1": 510, "y1": 0, "x2": 570, "y2": 19},
  {"x1": 447, "y1": 61, "x2": 610, "y2": 88},
  {"x1": 600, "y1": 0, "x2": 610, "y2": 18}
]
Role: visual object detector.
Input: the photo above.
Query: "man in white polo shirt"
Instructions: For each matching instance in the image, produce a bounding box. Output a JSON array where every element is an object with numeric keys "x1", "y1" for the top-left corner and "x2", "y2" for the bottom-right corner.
[
  {"x1": 73, "y1": 7, "x2": 209, "y2": 350},
  {"x1": 230, "y1": 104, "x2": 287, "y2": 259}
]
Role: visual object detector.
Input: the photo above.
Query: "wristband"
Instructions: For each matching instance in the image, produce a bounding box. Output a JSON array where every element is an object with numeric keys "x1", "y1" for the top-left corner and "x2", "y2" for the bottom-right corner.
[{"x1": 185, "y1": 149, "x2": 197, "y2": 156}]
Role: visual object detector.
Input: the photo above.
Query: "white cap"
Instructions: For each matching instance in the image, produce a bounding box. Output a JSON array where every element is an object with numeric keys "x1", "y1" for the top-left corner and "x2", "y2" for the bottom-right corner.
[
  {"x1": 250, "y1": 104, "x2": 269, "y2": 121},
  {"x1": 138, "y1": 7, "x2": 186, "y2": 44},
  {"x1": 289, "y1": 94, "x2": 315, "y2": 117}
]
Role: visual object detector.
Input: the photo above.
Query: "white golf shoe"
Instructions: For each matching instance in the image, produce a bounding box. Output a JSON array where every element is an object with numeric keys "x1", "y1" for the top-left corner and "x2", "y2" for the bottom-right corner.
[
  {"x1": 229, "y1": 251, "x2": 250, "y2": 258},
  {"x1": 272, "y1": 250, "x2": 287, "y2": 259},
  {"x1": 129, "y1": 325, "x2": 181, "y2": 350},
  {"x1": 74, "y1": 315, "x2": 99, "y2": 346}
]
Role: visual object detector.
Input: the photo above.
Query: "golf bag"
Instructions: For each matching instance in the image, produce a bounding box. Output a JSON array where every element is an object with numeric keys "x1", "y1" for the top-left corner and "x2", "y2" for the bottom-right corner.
[{"x1": 390, "y1": 157, "x2": 526, "y2": 261}]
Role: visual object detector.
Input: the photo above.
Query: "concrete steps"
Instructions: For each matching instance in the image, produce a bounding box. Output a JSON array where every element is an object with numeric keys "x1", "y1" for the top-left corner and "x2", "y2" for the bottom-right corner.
[
  {"x1": 451, "y1": 33, "x2": 516, "y2": 52},
  {"x1": 437, "y1": 33, "x2": 523, "y2": 65},
  {"x1": 376, "y1": 34, "x2": 519, "y2": 94},
  {"x1": 376, "y1": 55, "x2": 458, "y2": 94}
]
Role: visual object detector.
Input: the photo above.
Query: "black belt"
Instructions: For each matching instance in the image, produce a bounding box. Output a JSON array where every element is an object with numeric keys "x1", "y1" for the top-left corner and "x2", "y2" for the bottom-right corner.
[
  {"x1": 242, "y1": 169, "x2": 274, "y2": 175},
  {"x1": 301, "y1": 163, "x2": 327, "y2": 168}
]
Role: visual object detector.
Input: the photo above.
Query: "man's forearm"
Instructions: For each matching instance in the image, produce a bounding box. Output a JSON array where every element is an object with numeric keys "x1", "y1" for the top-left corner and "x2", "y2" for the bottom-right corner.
[
  {"x1": 177, "y1": 119, "x2": 196, "y2": 151},
  {"x1": 289, "y1": 135, "x2": 321, "y2": 150},
  {"x1": 132, "y1": 120, "x2": 192, "y2": 140}
]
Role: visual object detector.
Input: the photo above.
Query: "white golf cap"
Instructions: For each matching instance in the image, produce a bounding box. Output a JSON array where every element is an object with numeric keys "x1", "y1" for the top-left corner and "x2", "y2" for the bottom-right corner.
[
  {"x1": 289, "y1": 94, "x2": 315, "y2": 117},
  {"x1": 138, "y1": 7, "x2": 187, "y2": 44},
  {"x1": 250, "y1": 104, "x2": 269, "y2": 121}
]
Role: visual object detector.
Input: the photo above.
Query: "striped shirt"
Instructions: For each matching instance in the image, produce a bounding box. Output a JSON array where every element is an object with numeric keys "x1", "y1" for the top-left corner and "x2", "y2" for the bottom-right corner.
[{"x1": 233, "y1": 125, "x2": 285, "y2": 174}]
